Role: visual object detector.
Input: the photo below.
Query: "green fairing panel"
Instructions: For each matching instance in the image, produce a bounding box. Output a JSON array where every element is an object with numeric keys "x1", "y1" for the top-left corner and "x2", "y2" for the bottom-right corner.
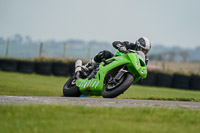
[
  {"x1": 76, "y1": 51, "x2": 147, "y2": 96},
  {"x1": 76, "y1": 78, "x2": 103, "y2": 96}
]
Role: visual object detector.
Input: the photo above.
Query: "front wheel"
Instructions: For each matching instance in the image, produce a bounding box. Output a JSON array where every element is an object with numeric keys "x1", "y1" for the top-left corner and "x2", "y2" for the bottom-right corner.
[
  {"x1": 63, "y1": 77, "x2": 82, "y2": 97},
  {"x1": 102, "y1": 73, "x2": 134, "y2": 98}
]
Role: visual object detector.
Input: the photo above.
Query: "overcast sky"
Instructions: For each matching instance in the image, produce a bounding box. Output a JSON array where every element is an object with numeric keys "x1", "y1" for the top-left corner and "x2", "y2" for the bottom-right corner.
[{"x1": 0, "y1": 0, "x2": 200, "y2": 48}]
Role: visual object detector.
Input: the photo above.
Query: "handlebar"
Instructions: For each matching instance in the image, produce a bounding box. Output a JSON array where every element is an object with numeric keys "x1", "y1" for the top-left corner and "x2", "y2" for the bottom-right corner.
[{"x1": 127, "y1": 49, "x2": 136, "y2": 53}]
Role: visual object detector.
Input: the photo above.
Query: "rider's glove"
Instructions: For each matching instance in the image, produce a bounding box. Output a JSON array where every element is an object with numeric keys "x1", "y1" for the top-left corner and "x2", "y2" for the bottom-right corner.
[
  {"x1": 118, "y1": 46, "x2": 127, "y2": 53},
  {"x1": 116, "y1": 44, "x2": 128, "y2": 53}
]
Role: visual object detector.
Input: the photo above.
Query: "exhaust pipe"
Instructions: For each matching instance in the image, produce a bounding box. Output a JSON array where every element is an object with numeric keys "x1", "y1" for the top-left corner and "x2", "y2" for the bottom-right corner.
[{"x1": 75, "y1": 60, "x2": 82, "y2": 73}]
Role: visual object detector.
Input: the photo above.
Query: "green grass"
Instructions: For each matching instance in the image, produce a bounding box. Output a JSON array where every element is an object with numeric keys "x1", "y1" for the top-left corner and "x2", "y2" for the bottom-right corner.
[
  {"x1": 0, "y1": 71, "x2": 66, "y2": 96},
  {"x1": 118, "y1": 85, "x2": 200, "y2": 101},
  {"x1": 0, "y1": 104, "x2": 200, "y2": 133},
  {"x1": 0, "y1": 71, "x2": 200, "y2": 101}
]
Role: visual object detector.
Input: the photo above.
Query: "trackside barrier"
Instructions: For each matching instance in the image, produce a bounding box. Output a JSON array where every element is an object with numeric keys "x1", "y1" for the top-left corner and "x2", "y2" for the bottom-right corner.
[
  {"x1": 171, "y1": 74, "x2": 190, "y2": 90},
  {"x1": 155, "y1": 72, "x2": 173, "y2": 88},
  {"x1": 138, "y1": 71, "x2": 156, "y2": 86},
  {"x1": 189, "y1": 75, "x2": 200, "y2": 90},
  {"x1": 17, "y1": 61, "x2": 35, "y2": 73},
  {"x1": 0, "y1": 59, "x2": 200, "y2": 90},
  {"x1": 0, "y1": 59, "x2": 18, "y2": 72},
  {"x1": 138, "y1": 71, "x2": 200, "y2": 91},
  {"x1": 35, "y1": 62, "x2": 53, "y2": 75},
  {"x1": 52, "y1": 62, "x2": 70, "y2": 76}
]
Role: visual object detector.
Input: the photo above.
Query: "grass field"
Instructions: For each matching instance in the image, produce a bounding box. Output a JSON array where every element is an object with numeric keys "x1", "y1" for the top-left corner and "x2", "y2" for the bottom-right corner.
[
  {"x1": 1, "y1": 104, "x2": 200, "y2": 133},
  {"x1": 1, "y1": 71, "x2": 200, "y2": 133},
  {"x1": 0, "y1": 71, "x2": 200, "y2": 101}
]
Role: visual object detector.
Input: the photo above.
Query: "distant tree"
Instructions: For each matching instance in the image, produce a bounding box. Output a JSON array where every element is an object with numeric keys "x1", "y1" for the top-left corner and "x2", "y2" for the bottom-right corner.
[
  {"x1": 25, "y1": 35, "x2": 32, "y2": 43},
  {"x1": 149, "y1": 54, "x2": 163, "y2": 61},
  {"x1": 168, "y1": 51, "x2": 176, "y2": 61},
  {"x1": 14, "y1": 33, "x2": 23, "y2": 42},
  {"x1": 179, "y1": 50, "x2": 189, "y2": 62}
]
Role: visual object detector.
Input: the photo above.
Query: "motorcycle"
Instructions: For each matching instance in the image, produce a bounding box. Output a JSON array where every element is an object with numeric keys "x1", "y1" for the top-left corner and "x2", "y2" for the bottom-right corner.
[{"x1": 63, "y1": 50, "x2": 147, "y2": 98}]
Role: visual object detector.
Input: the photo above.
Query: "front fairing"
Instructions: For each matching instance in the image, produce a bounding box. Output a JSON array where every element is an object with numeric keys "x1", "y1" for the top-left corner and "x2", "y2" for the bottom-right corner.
[{"x1": 125, "y1": 53, "x2": 147, "y2": 83}]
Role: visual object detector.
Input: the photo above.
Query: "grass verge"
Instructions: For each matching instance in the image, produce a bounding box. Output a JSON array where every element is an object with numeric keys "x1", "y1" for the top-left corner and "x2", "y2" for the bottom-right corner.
[
  {"x1": 0, "y1": 104, "x2": 200, "y2": 133},
  {"x1": 118, "y1": 85, "x2": 200, "y2": 102},
  {"x1": 0, "y1": 71, "x2": 66, "y2": 96}
]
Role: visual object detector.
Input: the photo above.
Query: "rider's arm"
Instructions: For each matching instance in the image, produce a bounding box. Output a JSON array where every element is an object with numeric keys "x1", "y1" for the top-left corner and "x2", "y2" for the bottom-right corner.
[
  {"x1": 112, "y1": 41, "x2": 137, "y2": 50},
  {"x1": 112, "y1": 41, "x2": 123, "y2": 49},
  {"x1": 112, "y1": 41, "x2": 127, "y2": 53}
]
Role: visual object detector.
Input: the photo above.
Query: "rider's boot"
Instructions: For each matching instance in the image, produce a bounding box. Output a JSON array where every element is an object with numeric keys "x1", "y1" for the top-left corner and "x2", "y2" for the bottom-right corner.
[{"x1": 82, "y1": 59, "x2": 97, "y2": 72}]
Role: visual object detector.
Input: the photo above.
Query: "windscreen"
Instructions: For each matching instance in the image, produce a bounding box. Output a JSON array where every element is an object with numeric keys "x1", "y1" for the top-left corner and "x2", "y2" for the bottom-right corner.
[{"x1": 137, "y1": 51, "x2": 146, "y2": 64}]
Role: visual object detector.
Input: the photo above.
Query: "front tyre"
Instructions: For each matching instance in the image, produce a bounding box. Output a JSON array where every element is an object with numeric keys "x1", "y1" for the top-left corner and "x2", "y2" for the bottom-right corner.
[
  {"x1": 102, "y1": 73, "x2": 134, "y2": 98},
  {"x1": 63, "y1": 77, "x2": 82, "y2": 97}
]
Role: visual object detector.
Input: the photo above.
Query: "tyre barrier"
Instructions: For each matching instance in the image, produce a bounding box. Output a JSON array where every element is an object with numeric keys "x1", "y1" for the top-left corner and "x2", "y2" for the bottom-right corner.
[
  {"x1": 35, "y1": 62, "x2": 52, "y2": 75},
  {"x1": 189, "y1": 75, "x2": 200, "y2": 90},
  {"x1": 68, "y1": 62, "x2": 75, "y2": 76},
  {"x1": 138, "y1": 71, "x2": 156, "y2": 86},
  {"x1": 52, "y1": 62, "x2": 70, "y2": 76},
  {"x1": 0, "y1": 59, "x2": 18, "y2": 72},
  {"x1": 17, "y1": 61, "x2": 35, "y2": 74},
  {"x1": 155, "y1": 72, "x2": 173, "y2": 88},
  {"x1": 171, "y1": 74, "x2": 190, "y2": 89}
]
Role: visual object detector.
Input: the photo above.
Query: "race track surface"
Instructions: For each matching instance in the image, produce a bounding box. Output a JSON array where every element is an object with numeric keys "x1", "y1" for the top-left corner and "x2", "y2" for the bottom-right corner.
[{"x1": 1, "y1": 96, "x2": 200, "y2": 109}]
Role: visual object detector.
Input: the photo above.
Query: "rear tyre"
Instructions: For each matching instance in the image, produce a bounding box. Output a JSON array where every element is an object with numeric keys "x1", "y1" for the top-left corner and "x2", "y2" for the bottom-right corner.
[
  {"x1": 102, "y1": 73, "x2": 134, "y2": 98},
  {"x1": 63, "y1": 77, "x2": 82, "y2": 97}
]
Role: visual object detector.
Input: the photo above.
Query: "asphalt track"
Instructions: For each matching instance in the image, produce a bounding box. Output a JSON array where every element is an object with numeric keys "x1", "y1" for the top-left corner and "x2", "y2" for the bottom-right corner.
[{"x1": 1, "y1": 96, "x2": 200, "y2": 109}]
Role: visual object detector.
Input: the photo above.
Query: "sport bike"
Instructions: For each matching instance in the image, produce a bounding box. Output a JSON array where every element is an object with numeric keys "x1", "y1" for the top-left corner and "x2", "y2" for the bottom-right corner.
[{"x1": 63, "y1": 50, "x2": 147, "y2": 98}]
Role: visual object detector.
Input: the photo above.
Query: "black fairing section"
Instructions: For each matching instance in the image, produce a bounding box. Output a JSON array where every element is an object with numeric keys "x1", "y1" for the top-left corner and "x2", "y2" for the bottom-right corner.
[{"x1": 114, "y1": 70, "x2": 131, "y2": 81}]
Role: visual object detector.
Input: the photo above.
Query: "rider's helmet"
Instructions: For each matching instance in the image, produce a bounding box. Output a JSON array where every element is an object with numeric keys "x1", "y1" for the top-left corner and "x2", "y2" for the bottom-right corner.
[{"x1": 135, "y1": 37, "x2": 151, "y2": 55}]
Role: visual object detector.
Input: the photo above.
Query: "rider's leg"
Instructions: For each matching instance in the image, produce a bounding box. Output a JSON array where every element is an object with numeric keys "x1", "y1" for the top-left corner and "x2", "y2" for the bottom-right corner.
[
  {"x1": 94, "y1": 50, "x2": 114, "y2": 63},
  {"x1": 82, "y1": 50, "x2": 114, "y2": 71}
]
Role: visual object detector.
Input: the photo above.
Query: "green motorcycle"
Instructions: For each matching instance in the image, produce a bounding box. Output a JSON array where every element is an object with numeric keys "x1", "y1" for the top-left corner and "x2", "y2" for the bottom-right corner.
[{"x1": 63, "y1": 50, "x2": 147, "y2": 98}]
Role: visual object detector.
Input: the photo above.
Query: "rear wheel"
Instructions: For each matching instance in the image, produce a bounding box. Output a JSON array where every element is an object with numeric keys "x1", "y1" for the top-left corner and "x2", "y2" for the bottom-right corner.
[
  {"x1": 102, "y1": 73, "x2": 134, "y2": 98},
  {"x1": 63, "y1": 77, "x2": 82, "y2": 97}
]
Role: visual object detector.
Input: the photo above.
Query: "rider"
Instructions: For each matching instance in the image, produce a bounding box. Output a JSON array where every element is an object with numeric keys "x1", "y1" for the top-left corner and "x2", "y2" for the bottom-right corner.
[{"x1": 82, "y1": 37, "x2": 151, "y2": 72}]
